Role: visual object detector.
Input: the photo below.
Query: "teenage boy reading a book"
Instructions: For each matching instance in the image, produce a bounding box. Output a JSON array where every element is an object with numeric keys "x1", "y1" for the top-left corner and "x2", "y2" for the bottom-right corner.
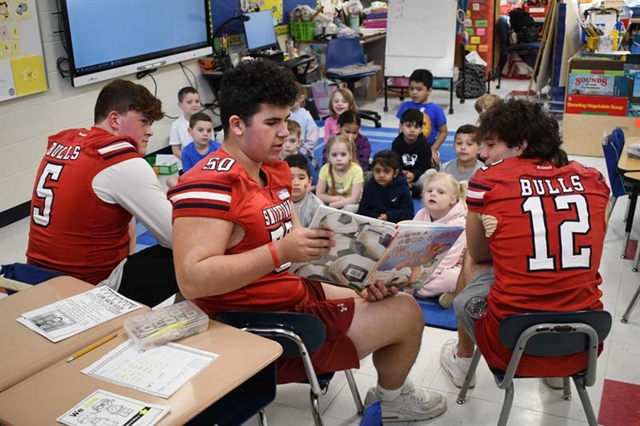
[{"x1": 169, "y1": 60, "x2": 447, "y2": 422}]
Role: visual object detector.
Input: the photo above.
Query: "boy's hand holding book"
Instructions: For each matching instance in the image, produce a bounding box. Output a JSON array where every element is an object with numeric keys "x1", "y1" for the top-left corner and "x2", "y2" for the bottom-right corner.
[
  {"x1": 359, "y1": 280, "x2": 399, "y2": 302},
  {"x1": 275, "y1": 227, "x2": 335, "y2": 265}
]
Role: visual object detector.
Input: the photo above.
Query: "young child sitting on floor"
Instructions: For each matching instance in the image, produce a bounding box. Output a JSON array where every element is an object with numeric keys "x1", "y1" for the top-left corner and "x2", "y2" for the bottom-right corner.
[
  {"x1": 440, "y1": 125, "x2": 483, "y2": 182},
  {"x1": 357, "y1": 150, "x2": 414, "y2": 223},
  {"x1": 392, "y1": 108, "x2": 435, "y2": 198},
  {"x1": 412, "y1": 172, "x2": 467, "y2": 308},
  {"x1": 324, "y1": 87, "x2": 358, "y2": 142},
  {"x1": 316, "y1": 135, "x2": 363, "y2": 212},
  {"x1": 284, "y1": 154, "x2": 323, "y2": 228},
  {"x1": 474, "y1": 93, "x2": 501, "y2": 116},
  {"x1": 170, "y1": 87, "x2": 201, "y2": 164},
  {"x1": 395, "y1": 69, "x2": 447, "y2": 167},
  {"x1": 282, "y1": 120, "x2": 317, "y2": 190},
  {"x1": 337, "y1": 110, "x2": 371, "y2": 172},
  {"x1": 166, "y1": 113, "x2": 220, "y2": 187},
  {"x1": 289, "y1": 83, "x2": 319, "y2": 160}
]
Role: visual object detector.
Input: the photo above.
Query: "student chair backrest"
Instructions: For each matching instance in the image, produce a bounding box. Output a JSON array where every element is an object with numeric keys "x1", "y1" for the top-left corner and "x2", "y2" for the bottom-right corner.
[
  {"x1": 326, "y1": 38, "x2": 367, "y2": 70},
  {"x1": 602, "y1": 128, "x2": 627, "y2": 198},
  {"x1": 498, "y1": 310, "x2": 612, "y2": 357}
]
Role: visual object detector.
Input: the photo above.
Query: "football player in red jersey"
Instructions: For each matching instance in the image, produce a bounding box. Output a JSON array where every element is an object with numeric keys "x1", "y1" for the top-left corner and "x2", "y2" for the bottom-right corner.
[
  {"x1": 440, "y1": 99, "x2": 610, "y2": 388},
  {"x1": 169, "y1": 60, "x2": 448, "y2": 422},
  {"x1": 27, "y1": 79, "x2": 180, "y2": 307}
]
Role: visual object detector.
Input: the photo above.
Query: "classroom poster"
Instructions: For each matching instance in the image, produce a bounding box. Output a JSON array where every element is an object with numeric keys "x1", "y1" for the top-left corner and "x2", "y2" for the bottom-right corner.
[
  {"x1": 241, "y1": 0, "x2": 284, "y2": 23},
  {"x1": 0, "y1": 0, "x2": 47, "y2": 102},
  {"x1": 465, "y1": 0, "x2": 495, "y2": 75}
]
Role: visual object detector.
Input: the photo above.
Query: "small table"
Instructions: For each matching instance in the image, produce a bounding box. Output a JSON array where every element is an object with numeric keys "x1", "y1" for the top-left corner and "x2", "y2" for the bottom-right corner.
[
  {"x1": 0, "y1": 276, "x2": 150, "y2": 392},
  {"x1": 0, "y1": 320, "x2": 282, "y2": 425},
  {"x1": 617, "y1": 141, "x2": 640, "y2": 175}
]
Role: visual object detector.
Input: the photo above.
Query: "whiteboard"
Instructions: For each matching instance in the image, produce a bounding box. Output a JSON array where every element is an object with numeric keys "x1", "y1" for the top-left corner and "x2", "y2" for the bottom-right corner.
[{"x1": 385, "y1": 0, "x2": 458, "y2": 78}]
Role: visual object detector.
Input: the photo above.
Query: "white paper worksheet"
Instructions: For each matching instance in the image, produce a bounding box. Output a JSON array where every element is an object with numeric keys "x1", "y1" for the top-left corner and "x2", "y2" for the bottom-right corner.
[
  {"x1": 57, "y1": 389, "x2": 170, "y2": 426},
  {"x1": 16, "y1": 286, "x2": 142, "y2": 342},
  {"x1": 82, "y1": 340, "x2": 218, "y2": 398}
]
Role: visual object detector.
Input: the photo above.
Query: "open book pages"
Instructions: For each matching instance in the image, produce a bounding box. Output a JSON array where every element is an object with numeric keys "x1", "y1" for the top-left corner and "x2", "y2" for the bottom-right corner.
[{"x1": 290, "y1": 205, "x2": 464, "y2": 291}]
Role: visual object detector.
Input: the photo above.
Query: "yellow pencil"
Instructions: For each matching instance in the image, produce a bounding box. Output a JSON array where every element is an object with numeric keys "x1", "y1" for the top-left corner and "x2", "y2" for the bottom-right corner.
[{"x1": 66, "y1": 333, "x2": 118, "y2": 362}]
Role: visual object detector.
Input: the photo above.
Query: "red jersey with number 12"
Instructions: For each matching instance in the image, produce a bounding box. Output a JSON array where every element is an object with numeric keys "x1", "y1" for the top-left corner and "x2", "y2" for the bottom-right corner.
[
  {"x1": 27, "y1": 127, "x2": 140, "y2": 284},
  {"x1": 466, "y1": 157, "x2": 610, "y2": 376}
]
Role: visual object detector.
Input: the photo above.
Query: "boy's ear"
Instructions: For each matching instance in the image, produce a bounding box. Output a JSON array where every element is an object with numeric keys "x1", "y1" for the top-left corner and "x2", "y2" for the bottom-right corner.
[{"x1": 187, "y1": 127, "x2": 194, "y2": 136}]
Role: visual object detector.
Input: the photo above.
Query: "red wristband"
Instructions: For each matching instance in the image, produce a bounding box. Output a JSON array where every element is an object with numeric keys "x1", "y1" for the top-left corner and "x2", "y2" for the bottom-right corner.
[{"x1": 268, "y1": 242, "x2": 281, "y2": 268}]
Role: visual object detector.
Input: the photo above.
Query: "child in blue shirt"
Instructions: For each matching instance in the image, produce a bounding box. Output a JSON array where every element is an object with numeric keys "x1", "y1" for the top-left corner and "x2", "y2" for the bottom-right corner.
[
  {"x1": 396, "y1": 69, "x2": 447, "y2": 167},
  {"x1": 181, "y1": 112, "x2": 221, "y2": 172},
  {"x1": 357, "y1": 150, "x2": 414, "y2": 223}
]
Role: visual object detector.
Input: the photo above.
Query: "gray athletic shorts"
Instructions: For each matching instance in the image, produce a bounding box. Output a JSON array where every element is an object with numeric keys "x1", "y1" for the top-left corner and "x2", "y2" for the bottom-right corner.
[{"x1": 453, "y1": 267, "x2": 495, "y2": 342}]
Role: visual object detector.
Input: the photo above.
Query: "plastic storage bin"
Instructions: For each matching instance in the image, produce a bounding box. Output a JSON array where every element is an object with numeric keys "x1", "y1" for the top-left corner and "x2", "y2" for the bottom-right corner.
[
  {"x1": 146, "y1": 156, "x2": 178, "y2": 175},
  {"x1": 124, "y1": 300, "x2": 209, "y2": 350},
  {"x1": 289, "y1": 22, "x2": 315, "y2": 41}
]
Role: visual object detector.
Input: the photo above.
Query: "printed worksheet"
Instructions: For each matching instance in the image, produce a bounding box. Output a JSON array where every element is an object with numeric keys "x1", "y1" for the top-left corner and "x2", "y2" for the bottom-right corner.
[
  {"x1": 16, "y1": 286, "x2": 142, "y2": 342},
  {"x1": 57, "y1": 389, "x2": 170, "y2": 426},
  {"x1": 82, "y1": 340, "x2": 218, "y2": 398}
]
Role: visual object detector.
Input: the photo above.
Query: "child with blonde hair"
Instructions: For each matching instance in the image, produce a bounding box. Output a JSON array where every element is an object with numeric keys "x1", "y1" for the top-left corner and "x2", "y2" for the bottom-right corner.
[
  {"x1": 474, "y1": 93, "x2": 501, "y2": 115},
  {"x1": 316, "y1": 135, "x2": 363, "y2": 212},
  {"x1": 412, "y1": 172, "x2": 468, "y2": 306},
  {"x1": 324, "y1": 87, "x2": 358, "y2": 142}
]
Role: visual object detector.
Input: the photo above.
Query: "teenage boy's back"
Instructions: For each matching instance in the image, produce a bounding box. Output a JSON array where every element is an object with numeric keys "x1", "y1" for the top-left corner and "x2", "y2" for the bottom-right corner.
[{"x1": 358, "y1": 173, "x2": 414, "y2": 223}]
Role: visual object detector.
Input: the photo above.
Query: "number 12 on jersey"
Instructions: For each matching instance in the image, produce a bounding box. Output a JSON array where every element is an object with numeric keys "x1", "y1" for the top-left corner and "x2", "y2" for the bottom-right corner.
[{"x1": 523, "y1": 194, "x2": 591, "y2": 271}]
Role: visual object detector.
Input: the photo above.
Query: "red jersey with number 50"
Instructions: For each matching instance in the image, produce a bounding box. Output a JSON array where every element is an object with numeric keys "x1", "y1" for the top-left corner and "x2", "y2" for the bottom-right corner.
[
  {"x1": 27, "y1": 127, "x2": 140, "y2": 284},
  {"x1": 168, "y1": 149, "x2": 306, "y2": 317},
  {"x1": 466, "y1": 157, "x2": 610, "y2": 376}
]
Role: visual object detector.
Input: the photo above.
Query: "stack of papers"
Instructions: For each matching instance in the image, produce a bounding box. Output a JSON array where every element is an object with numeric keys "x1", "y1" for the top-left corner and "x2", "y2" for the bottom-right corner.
[{"x1": 16, "y1": 287, "x2": 142, "y2": 342}]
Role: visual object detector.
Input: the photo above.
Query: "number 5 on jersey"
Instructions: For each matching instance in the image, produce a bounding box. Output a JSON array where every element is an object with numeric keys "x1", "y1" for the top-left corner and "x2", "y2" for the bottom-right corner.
[{"x1": 32, "y1": 163, "x2": 64, "y2": 227}]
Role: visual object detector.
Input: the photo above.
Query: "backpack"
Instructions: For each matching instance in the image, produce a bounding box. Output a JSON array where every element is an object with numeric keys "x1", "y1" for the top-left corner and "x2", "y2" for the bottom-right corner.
[{"x1": 456, "y1": 62, "x2": 487, "y2": 99}]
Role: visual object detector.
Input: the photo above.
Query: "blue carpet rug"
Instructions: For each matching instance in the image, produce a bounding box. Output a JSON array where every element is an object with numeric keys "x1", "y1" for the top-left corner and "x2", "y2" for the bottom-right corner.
[{"x1": 417, "y1": 298, "x2": 458, "y2": 331}]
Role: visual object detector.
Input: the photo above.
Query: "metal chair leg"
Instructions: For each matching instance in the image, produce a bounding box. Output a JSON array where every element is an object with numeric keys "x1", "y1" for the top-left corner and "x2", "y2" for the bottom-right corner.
[
  {"x1": 309, "y1": 388, "x2": 324, "y2": 426},
  {"x1": 634, "y1": 245, "x2": 640, "y2": 272},
  {"x1": 621, "y1": 282, "x2": 640, "y2": 324},
  {"x1": 572, "y1": 376, "x2": 598, "y2": 426},
  {"x1": 562, "y1": 377, "x2": 572, "y2": 401},
  {"x1": 497, "y1": 383, "x2": 515, "y2": 426},
  {"x1": 457, "y1": 348, "x2": 482, "y2": 404},
  {"x1": 344, "y1": 370, "x2": 364, "y2": 415},
  {"x1": 256, "y1": 408, "x2": 269, "y2": 426}
]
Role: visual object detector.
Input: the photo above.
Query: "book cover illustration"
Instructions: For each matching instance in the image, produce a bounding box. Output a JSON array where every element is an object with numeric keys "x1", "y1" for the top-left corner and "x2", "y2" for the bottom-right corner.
[{"x1": 290, "y1": 206, "x2": 463, "y2": 291}]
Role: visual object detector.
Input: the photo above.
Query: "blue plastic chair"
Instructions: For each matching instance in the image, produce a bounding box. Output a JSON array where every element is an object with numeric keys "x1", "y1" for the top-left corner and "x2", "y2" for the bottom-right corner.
[
  {"x1": 602, "y1": 128, "x2": 633, "y2": 221},
  {"x1": 325, "y1": 38, "x2": 382, "y2": 128},
  {"x1": 0, "y1": 263, "x2": 62, "y2": 294}
]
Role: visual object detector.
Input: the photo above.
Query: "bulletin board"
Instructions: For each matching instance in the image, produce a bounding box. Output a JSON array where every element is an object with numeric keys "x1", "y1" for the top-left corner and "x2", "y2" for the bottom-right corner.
[
  {"x1": 0, "y1": 0, "x2": 47, "y2": 102},
  {"x1": 385, "y1": 0, "x2": 458, "y2": 78},
  {"x1": 464, "y1": 0, "x2": 496, "y2": 75}
]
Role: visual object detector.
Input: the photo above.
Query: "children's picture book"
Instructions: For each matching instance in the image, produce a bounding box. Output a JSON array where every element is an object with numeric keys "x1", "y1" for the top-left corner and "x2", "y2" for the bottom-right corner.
[{"x1": 290, "y1": 205, "x2": 464, "y2": 291}]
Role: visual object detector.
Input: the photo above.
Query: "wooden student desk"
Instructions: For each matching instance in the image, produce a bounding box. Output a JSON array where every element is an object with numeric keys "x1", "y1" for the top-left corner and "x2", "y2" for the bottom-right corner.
[
  {"x1": 618, "y1": 138, "x2": 640, "y2": 174},
  {"x1": 0, "y1": 320, "x2": 283, "y2": 425},
  {"x1": 0, "y1": 276, "x2": 150, "y2": 392}
]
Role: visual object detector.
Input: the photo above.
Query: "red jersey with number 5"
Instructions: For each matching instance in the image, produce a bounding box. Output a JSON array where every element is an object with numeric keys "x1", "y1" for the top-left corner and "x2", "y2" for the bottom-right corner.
[
  {"x1": 27, "y1": 127, "x2": 140, "y2": 284},
  {"x1": 466, "y1": 157, "x2": 610, "y2": 376},
  {"x1": 168, "y1": 149, "x2": 306, "y2": 317}
]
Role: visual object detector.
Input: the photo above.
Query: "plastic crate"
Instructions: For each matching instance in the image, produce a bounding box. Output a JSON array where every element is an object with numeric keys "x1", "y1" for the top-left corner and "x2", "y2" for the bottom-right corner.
[
  {"x1": 289, "y1": 22, "x2": 314, "y2": 41},
  {"x1": 146, "y1": 157, "x2": 178, "y2": 175}
]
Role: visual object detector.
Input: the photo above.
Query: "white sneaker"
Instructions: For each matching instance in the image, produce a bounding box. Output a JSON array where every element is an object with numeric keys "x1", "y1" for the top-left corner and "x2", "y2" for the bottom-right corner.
[
  {"x1": 440, "y1": 339, "x2": 476, "y2": 388},
  {"x1": 364, "y1": 383, "x2": 447, "y2": 422}
]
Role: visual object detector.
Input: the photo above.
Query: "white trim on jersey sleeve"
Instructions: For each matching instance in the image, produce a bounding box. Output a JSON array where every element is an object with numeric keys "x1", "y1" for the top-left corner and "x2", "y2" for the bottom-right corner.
[
  {"x1": 92, "y1": 158, "x2": 173, "y2": 248},
  {"x1": 466, "y1": 188, "x2": 485, "y2": 202}
]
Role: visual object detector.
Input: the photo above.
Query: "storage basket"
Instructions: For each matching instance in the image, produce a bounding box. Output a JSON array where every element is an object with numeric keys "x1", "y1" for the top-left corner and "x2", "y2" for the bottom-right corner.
[{"x1": 289, "y1": 22, "x2": 314, "y2": 41}]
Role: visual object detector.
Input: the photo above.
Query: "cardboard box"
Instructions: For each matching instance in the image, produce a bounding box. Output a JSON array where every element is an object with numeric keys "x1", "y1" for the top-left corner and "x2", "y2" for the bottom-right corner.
[{"x1": 366, "y1": 60, "x2": 384, "y2": 101}]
